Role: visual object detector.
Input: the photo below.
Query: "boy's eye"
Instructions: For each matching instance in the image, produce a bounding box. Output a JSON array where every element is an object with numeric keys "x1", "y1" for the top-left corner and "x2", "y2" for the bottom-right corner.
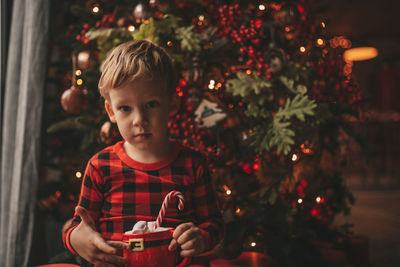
[
  {"x1": 145, "y1": 101, "x2": 159, "y2": 109},
  {"x1": 118, "y1": 106, "x2": 131, "y2": 112}
]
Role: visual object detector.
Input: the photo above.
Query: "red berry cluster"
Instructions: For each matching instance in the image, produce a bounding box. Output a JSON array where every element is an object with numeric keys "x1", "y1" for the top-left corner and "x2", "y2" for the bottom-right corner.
[
  {"x1": 168, "y1": 112, "x2": 218, "y2": 158},
  {"x1": 309, "y1": 54, "x2": 362, "y2": 107},
  {"x1": 66, "y1": 23, "x2": 92, "y2": 45},
  {"x1": 216, "y1": 4, "x2": 242, "y2": 38},
  {"x1": 95, "y1": 13, "x2": 116, "y2": 29},
  {"x1": 68, "y1": 13, "x2": 117, "y2": 45},
  {"x1": 217, "y1": 5, "x2": 264, "y2": 45}
]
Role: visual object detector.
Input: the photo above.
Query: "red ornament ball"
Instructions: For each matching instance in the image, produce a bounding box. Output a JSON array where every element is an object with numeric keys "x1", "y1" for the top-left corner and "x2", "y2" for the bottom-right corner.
[
  {"x1": 77, "y1": 50, "x2": 98, "y2": 69},
  {"x1": 61, "y1": 86, "x2": 88, "y2": 115},
  {"x1": 100, "y1": 121, "x2": 121, "y2": 145}
]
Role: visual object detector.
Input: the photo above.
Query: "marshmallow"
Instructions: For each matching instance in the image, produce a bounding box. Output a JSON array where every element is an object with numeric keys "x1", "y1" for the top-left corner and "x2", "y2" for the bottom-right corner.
[{"x1": 125, "y1": 221, "x2": 170, "y2": 234}]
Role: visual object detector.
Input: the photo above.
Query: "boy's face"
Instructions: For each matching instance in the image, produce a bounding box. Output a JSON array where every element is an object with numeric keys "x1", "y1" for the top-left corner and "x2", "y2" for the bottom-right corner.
[{"x1": 105, "y1": 79, "x2": 178, "y2": 154}]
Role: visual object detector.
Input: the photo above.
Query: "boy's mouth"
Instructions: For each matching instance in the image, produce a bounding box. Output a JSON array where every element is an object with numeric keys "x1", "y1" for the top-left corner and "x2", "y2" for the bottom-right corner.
[{"x1": 134, "y1": 133, "x2": 152, "y2": 139}]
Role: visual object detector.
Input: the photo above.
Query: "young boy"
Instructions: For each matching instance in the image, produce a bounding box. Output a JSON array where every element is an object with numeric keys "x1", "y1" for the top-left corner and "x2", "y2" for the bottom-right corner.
[{"x1": 62, "y1": 40, "x2": 224, "y2": 266}]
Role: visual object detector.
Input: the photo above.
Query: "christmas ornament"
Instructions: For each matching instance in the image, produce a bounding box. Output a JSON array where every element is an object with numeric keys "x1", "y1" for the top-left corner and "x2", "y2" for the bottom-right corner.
[
  {"x1": 133, "y1": 2, "x2": 151, "y2": 20},
  {"x1": 265, "y1": 43, "x2": 286, "y2": 73},
  {"x1": 100, "y1": 121, "x2": 121, "y2": 144},
  {"x1": 61, "y1": 85, "x2": 88, "y2": 115},
  {"x1": 185, "y1": 53, "x2": 204, "y2": 85},
  {"x1": 77, "y1": 50, "x2": 98, "y2": 69},
  {"x1": 194, "y1": 99, "x2": 227, "y2": 128},
  {"x1": 184, "y1": 54, "x2": 205, "y2": 110}
]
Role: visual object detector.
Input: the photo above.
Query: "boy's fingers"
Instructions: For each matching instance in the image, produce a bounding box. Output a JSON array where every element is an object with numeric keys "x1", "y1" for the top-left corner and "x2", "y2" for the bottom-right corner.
[
  {"x1": 107, "y1": 240, "x2": 130, "y2": 250},
  {"x1": 180, "y1": 239, "x2": 196, "y2": 250},
  {"x1": 177, "y1": 228, "x2": 199, "y2": 245},
  {"x1": 172, "y1": 222, "x2": 193, "y2": 239},
  {"x1": 168, "y1": 238, "x2": 178, "y2": 251},
  {"x1": 75, "y1": 206, "x2": 95, "y2": 228},
  {"x1": 93, "y1": 234, "x2": 117, "y2": 255}
]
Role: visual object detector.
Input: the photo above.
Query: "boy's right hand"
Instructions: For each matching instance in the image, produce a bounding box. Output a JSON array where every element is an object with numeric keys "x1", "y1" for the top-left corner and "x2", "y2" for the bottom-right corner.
[{"x1": 70, "y1": 206, "x2": 129, "y2": 267}]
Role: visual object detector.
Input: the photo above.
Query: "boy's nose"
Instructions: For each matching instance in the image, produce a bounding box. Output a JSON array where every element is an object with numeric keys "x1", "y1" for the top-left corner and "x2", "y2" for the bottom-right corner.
[{"x1": 132, "y1": 110, "x2": 148, "y2": 126}]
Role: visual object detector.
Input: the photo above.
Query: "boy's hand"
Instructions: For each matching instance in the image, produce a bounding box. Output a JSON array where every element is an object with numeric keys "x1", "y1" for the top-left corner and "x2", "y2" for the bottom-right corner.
[
  {"x1": 168, "y1": 222, "x2": 206, "y2": 257},
  {"x1": 70, "y1": 207, "x2": 129, "y2": 267}
]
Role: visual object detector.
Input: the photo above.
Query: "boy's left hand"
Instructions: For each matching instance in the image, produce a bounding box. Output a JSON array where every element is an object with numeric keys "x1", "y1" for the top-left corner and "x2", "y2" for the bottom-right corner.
[{"x1": 168, "y1": 222, "x2": 205, "y2": 257}]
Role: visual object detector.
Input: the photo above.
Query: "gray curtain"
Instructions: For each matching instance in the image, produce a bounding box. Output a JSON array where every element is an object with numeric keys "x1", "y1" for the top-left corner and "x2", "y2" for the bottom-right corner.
[{"x1": 0, "y1": 0, "x2": 49, "y2": 266}]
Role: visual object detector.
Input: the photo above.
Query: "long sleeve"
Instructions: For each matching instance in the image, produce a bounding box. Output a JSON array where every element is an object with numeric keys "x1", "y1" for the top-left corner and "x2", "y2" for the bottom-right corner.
[
  {"x1": 192, "y1": 159, "x2": 224, "y2": 251},
  {"x1": 62, "y1": 161, "x2": 104, "y2": 254}
]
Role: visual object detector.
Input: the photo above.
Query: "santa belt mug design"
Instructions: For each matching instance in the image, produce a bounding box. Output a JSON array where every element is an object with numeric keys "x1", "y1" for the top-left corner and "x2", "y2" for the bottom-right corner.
[{"x1": 122, "y1": 228, "x2": 191, "y2": 267}]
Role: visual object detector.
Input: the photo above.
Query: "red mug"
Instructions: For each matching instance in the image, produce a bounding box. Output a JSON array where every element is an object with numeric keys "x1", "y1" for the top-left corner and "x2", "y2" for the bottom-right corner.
[{"x1": 122, "y1": 228, "x2": 191, "y2": 267}]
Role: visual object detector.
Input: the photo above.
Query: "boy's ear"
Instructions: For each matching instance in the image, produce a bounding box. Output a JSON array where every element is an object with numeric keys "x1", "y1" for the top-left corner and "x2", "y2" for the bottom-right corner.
[
  {"x1": 104, "y1": 100, "x2": 117, "y2": 123},
  {"x1": 168, "y1": 94, "x2": 181, "y2": 117}
]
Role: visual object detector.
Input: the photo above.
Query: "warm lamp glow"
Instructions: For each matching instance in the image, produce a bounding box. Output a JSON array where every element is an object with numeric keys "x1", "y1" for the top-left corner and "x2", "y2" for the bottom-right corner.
[
  {"x1": 76, "y1": 171, "x2": 82, "y2": 178},
  {"x1": 343, "y1": 47, "x2": 378, "y2": 62},
  {"x1": 128, "y1": 25, "x2": 135, "y2": 32}
]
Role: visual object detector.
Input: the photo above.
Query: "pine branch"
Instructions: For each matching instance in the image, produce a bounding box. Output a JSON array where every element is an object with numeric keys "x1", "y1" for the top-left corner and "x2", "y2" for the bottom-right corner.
[
  {"x1": 133, "y1": 17, "x2": 158, "y2": 43},
  {"x1": 276, "y1": 94, "x2": 317, "y2": 122},
  {"x1": 47, "y1": 116, "x2": 95, "y2": 133},
  {"x1": 226, "y1": 72, "x2": 273, "y2": 98},
  {"x1": 175, "y1": 25, "x2": 202, "y2": 52}
]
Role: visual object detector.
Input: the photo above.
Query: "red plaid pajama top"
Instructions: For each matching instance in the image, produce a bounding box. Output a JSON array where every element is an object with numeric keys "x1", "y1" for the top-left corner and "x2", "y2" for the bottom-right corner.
[{"x1": 62, "y1": 140, "x2": 224, "y2": 254}]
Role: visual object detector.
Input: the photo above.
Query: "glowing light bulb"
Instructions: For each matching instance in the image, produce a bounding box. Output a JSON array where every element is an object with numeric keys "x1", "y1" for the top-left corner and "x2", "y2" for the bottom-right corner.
[
  {"x1": 167, "y1": 41, "x2": 173, "y2": 47},
  {"x1": 208, "y1": 80, "x2": 215, "y2": 90},
  {"x1": 128, "y1": 25, "x2": 135, "y2": 32},
  {"x1": 250, "y1": 242, "x2": 256, "y2": 247},
  {"x1": 76, "y1": 79, "x2": 83, "y2": 85},
  {"x1": 246, "y1": 69, "x2": 252, "y2": 75},
  {"x1": 299, "y1": 46, "x2": 306, "y2": 53},
  {"x1": 92, "y1": 6, "x2": 100, "y2": 13},
  {"x1": 75, "y1": 70, "x2": 82, "y2": 76},
  {"x1": 297, "y1": 198, "x2": 303, "y2": 204},
  {"x1": 235, "y1": 208, "x2": 241, "y2": 214},
  {"x1": 321, "y1": 22, "x2": 326, "y2": 28},
  {"x1": 76, "y1": 171, "x2": 82, "y2": 178},
  {"x1": 259, "y1": 4, "x2": 266, "y2": 10},
  {"x1": 198, "y1": 15, "x2": 205, "y2": 21},
  {"x1": 292, "y1": 154, "x2": 298, "y2": 161},
  {"x1": 226, "y1": 189, "x2": 232, "y2": 195},
  {"x1": 316, "y1": 196, "x2": 321, "y2": 203},
  {"x1": 316, "y1": 38, "x2": 325, "y2": 47}
]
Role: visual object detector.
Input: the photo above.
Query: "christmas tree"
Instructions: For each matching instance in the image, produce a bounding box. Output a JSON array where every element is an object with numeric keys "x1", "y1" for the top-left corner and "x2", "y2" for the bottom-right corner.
[{"x1": 42, "y1": 0, "x2": 362, "y2": 266}]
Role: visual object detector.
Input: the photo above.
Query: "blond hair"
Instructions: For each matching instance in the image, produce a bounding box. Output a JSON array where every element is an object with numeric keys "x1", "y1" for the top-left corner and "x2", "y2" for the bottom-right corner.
[{"x1": 98, "y1": 40, "x2": 176, "y2": 100}]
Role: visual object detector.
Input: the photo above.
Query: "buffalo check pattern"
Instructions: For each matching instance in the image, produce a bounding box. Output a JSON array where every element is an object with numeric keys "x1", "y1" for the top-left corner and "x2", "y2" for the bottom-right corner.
[{"x1": 63, "y1": 141, "x2": 224, "y2": 254}]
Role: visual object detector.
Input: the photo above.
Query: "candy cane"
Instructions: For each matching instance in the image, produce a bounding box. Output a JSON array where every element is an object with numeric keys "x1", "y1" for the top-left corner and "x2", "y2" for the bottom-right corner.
[{"x1": 154, "y1": 191, "x2": 184, "y2": 231}]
